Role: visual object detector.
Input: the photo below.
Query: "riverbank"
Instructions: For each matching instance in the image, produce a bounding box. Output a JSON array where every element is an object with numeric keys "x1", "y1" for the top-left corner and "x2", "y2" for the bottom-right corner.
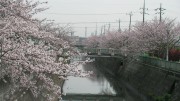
[
  {"x1": 93, "y1": 56, "x2": 180, "y2": 101},
  {"x1": 121, "y1": 58, "x2": 180, "y2": 101},
  {"x1": 93, "y1": 57, "x2": 149, "y2": 101}
]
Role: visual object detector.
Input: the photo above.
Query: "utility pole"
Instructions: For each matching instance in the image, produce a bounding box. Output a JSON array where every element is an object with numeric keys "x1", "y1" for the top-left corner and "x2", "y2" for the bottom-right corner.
[
  {"x1": 95, "y1": 22, "x2": 98, "y2": 35},
  {"x1": 70, "y1": 31, "x2": 74, "y2": 37},
  {"x1": 85, "y1": 27, "x2": 87, "y2": 37},
  {"x1": 140, "y1": 0, "x2": 148, "y2": 23},
  {"x1": 101, "y1": 26, "x2": 103, "y2": 35},
  {"x1": 166, "y1": 29, "x2": 170, "y2": 61},
  {"x1": 127, "y1": 12, "x2": 133, "y2": 32},
  {"x1": 104, "y1": 25, "x2": 106, "y2": 35},
  {"x1": 118, "y1": 19, "x2": 121, "y2": 32},
  {"x1": 155, "y1": 3, "x2": 166, "y2": 22},
  {"x1": 108, "y1": 23, "x2": 111, "y2": 32}
]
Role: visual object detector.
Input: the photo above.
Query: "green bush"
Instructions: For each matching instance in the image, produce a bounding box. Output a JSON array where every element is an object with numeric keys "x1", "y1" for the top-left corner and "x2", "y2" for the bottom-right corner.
[
  {"x1": 155, "y1": 94, "x2": 171, "y2": 101},
  {"x1": 148, "y1": 93, "x2": 171, "y2": 101}
]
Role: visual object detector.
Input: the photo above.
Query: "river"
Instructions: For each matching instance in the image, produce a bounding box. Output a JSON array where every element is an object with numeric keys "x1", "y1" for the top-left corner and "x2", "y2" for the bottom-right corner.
[{"x1": 61, "y1": 57, "x2": 146, "y2": 101}]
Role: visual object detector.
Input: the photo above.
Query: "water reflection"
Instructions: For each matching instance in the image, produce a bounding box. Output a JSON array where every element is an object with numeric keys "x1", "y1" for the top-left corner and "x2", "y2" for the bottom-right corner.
[
  {"x1": 62, "y1": 59, "x2": 146, "y2": 101},
  {"x1": 63, "y1": 63, "x2": 116, "y2": 95}
]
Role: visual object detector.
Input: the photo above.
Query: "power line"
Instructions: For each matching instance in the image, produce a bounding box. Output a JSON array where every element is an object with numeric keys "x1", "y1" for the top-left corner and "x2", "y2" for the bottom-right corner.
[
  {"x1": 72, "y1": 26, "x2": 129, "y2": 28},
  {"x1": 40, "y1": 9, "x2": 174, "y2": 16},
  {"x1": 40, "y1": 12, "x2": 129, "y2": 15},
  {"x1": 57, "y1": 21, "x2": 139, "y2": 24}
]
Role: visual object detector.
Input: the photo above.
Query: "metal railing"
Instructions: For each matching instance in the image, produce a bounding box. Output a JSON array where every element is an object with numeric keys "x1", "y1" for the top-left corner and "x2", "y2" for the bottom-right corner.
[
  {"x1": 83, "y1": 48, "x2": 122, "y2": 56},
  {"x1": 62, "y1": 94, "x2": 122, "y2": 101},
  {"x1": 139, "y1": 56, "x2": 180, "y2": 73}
]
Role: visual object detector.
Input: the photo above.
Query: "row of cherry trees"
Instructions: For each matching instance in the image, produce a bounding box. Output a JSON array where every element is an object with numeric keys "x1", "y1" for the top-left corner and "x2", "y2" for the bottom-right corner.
[
  {"x1": 85, "y1": 18, "x2": 180, "y2": 60},
  {"x1": 0, "y1": 0, "x2": 89, "y2": 101}
]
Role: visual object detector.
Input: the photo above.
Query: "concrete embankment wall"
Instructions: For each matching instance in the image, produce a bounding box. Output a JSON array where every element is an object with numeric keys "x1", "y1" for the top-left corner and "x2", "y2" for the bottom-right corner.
[
  {"x1": 94, "y1": 56, "x2": 180, "y2": 101},
  {"x1": 93, "y1": 57, "x2": 123, "y2": 75},
  {"x1": 121, "y1": 59, "x2": 180, "y2": 101}
]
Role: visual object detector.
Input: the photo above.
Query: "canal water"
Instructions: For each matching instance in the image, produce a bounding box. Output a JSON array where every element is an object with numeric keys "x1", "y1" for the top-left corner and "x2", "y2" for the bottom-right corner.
[{"x1": 62, "y1": 57, "x2": 145, "y2": 101}]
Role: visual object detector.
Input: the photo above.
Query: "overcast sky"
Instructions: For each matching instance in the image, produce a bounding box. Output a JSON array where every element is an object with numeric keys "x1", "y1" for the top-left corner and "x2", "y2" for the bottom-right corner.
[{"x1": 36, "y1": 0, "x2": 180, "y2": 37}]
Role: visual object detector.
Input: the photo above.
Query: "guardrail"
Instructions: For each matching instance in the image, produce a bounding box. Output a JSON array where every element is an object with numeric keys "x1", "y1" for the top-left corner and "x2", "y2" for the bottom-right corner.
[
  {"x1": 83, "y1": 48, "x2": 122, "y2": 56},
  {"x1": 139, "y1": 56, "x2": 180, "y2": 73},
  {"x1": 62, "y1": 94, "x2": 122, "y2": 100}
]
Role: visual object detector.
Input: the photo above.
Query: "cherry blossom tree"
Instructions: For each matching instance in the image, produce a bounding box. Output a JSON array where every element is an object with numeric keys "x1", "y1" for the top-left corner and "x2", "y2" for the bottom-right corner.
[
  {"x1": 85, "y1": 30, "x2": 132, "y2": 56},
  {"x1": 0, "y1": 0, "x2": 89, "y2": 101},
  {"x1": 98, "y1": 31, "x2": 131, "y2": 54},
  {"x1": 85, "y1": 35, "x2": 100, "y2": 48},
  {"x1": 130, "y1": 18, "x2": 180, "y2": 59},
  {"x1": 85, "y1": 18, "x2": 180, "y2": 58}
]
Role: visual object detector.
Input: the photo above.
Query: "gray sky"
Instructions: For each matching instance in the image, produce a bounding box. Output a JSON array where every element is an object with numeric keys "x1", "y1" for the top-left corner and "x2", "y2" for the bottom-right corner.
[{"x1": 36, "y1": 0, "x2": 180, "y2": 37}]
